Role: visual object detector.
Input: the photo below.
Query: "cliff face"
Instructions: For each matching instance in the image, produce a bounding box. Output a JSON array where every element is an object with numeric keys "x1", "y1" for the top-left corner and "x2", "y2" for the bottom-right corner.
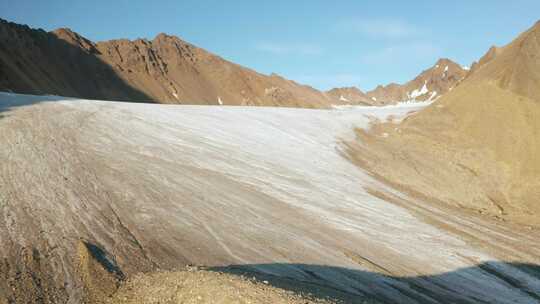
[{"x1": 0, "y1": 19, "x2": 332, "y2": 107}]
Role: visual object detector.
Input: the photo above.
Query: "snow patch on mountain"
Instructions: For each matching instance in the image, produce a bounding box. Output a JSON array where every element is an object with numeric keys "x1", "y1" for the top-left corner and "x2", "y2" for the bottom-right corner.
[{"x1": 408, "y1": 81, "x2": 429, "y2": 100}]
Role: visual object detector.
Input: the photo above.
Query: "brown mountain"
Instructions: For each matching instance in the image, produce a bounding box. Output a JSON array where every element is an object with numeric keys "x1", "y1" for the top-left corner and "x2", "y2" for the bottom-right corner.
[
  {"x1": 0, "y1": 19, "x2": 332, "y2": 108},
  {"x1": 0, "y1": 19, "x2": 471, "y2": 108},
  {"x1": 325, "y1": 86, "x2": 371, "y2": 105},
  {"x1": 0, "y1": 21, "x2": 151, "y2": 102},
  {"x1": 364, "y1": 58, "x2": 468, "y2": 105},
  {"x1": 348, "y1": 20, "x2": 540, "y2": 226},
  {"x1": 327, "y1": 58, "x2": 468, "y2": 106},
  {"x1": 467, "y1": 45, "x2": 501, "y2": 75}
]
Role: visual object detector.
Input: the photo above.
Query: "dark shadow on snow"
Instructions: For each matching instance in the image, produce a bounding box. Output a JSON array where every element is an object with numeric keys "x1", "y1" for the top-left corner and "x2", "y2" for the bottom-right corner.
[
  {"x1": 0, "y1": 92, "x2": 73, "y2": 119},
  {"x1": 209, "y1": 261, "x2": 540, "y2": 304}
]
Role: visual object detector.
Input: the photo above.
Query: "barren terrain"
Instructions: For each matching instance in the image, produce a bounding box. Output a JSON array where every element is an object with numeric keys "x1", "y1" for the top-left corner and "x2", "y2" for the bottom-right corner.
[
  {"x1": 347, "y1": 21, "x2": 540, "y2": 227},
  {"x1": 1, "y1": 92, "x2": 539, "y2": 303},
  {"x1": 0, "y1": 19, "x2": 467, "y2": 108}
]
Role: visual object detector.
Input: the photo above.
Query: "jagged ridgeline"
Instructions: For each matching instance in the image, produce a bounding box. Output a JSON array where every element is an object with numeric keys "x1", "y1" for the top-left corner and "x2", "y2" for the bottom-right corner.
[
  {"x1": 0, "y1": 18, "x2": 331, "y2": 107},
  {"x1": 0, "y1": 18, "x2": 468, "y2": 107}
]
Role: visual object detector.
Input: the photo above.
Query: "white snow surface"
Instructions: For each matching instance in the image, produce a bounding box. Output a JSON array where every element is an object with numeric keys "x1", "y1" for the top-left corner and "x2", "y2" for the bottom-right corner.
[
  {"x1": 409, "y1": 81, "x2": 429, "y2": 100},
  {"x1": 1, "y1": 92, "x2": 539, "y2": 303},
  {"x1": 428, "y1": 91, "x2": 438, "y2": 101}
]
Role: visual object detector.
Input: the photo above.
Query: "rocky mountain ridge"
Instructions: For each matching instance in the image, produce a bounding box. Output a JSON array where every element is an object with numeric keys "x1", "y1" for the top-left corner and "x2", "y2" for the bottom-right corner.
[
  {"x1": 0, "y1": 19, "x2": 332, "y2": 107},
  {"x1": 329, "y1": 58, "x2": 469, "y2": 105},
  {"x1": 1, "y1": 18, "x2": 469, "y2": 107}
]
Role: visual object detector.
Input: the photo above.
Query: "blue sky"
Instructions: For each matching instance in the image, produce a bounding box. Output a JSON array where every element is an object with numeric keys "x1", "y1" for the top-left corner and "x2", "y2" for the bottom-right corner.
[{"x1": 1, "y1": 0, "x2": 539, "y2": 91}]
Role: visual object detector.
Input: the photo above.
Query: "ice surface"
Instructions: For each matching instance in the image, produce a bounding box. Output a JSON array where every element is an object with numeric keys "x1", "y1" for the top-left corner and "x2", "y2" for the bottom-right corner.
[{"x1": 1, "y1": 92, "x2": 539, "y2": 303}]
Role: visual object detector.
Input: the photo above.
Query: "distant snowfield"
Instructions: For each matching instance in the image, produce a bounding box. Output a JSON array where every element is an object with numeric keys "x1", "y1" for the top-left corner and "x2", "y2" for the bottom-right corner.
[{"x1": 1, "y1": 92, "x2": 539, "y2": 303}]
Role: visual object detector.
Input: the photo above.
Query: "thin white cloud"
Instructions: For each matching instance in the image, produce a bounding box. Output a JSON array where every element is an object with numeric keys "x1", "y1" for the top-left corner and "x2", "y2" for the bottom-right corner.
[
  {"x1": 360, "y1": 42, "x2": 441, "y2": 65},
  {"x1": 255, "y1": 42, "x2": 323, "y2": 56},
  {"x1": 339, "y1": 18, "x2": 423, "y2": 39}
]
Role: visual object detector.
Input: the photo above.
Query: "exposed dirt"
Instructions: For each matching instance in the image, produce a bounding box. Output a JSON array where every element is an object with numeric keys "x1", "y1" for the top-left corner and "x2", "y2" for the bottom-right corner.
[
  {"x1": 106, "y1": 268, "x2": 349, "y2": 304},
  {"x1": 345, "y1": 20, "x2": 540, "y2": 226}
]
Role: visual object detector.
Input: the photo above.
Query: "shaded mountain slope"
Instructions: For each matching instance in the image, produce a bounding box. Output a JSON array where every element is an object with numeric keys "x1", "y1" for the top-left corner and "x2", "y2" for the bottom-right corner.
[
  {"x1": 347, "y1": 20, "x2": 540, "y2": 225},
  {"x1": 0, "y1": 19, "x2": 151, "y2": 102},
  {"x1": 0, "y1": 19, "x2": 331, "y2": 107}
]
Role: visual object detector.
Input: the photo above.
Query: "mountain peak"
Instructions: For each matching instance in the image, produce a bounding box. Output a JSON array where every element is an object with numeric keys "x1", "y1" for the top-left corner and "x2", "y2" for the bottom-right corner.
[
  {"x1": 533, "y1": 19, "x2": 540, "y2": 30},
  {"x1": 432, "y1": 58, "x2": 463, "y2": 71},
  {"x1": 153, "y1": 32, "x2": 178, "y2": 41},
  {"x1": 333, "y1": 86, "x2": 363, "y2": 92},
  {"x1": 0, "y1": 18, "x2": 333, "y2": 107},
  {"x1": 435, "y1": 58, "x2": 453, "y2": 65},
  {"x1": 52, "y1": 27, "x2": 87, "y2": 43},
  {"x1": 461, "y1": 19, "x2": 540, "y2": 102},
  {"x1": 478, "y1": 20, "x2": 540, "y2": 101},
  {"x1": 363, "y1": 59, "x2": 467, "y2": 104},
  {"x1": 51, "y1": 27, "x2": 98, "y2": 53},
  {"x1": 325, "y1": 86, "x2": 370, "y2": 105},
  {"x1": 151, "y1": 32, "x2": 192, "y2": 50},
  {"x1": 52, "y1": 27, "x2": 76, "y2": 36}
]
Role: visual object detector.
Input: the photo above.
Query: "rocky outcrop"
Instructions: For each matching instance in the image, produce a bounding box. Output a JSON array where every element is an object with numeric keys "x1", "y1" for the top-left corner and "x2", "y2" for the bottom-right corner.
[{"x1": 364, "y1": 58, "x2": 468, "y2": 105}]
